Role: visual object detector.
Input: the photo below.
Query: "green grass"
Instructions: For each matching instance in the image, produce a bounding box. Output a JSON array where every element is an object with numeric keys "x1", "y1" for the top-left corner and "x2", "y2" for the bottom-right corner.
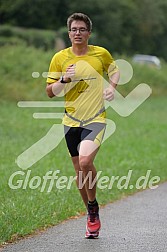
[{"x1": 0, "y1": 96, "x2": 167, "y2": 244}]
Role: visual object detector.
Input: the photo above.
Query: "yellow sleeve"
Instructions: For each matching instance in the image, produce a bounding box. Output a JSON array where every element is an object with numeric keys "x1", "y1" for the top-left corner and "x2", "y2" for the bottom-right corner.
[
  {"x1": 46, "y1": 53, "x2": 62, "y2": 84},
  {"x1": 102, "y1": 48, "x2": 119, "y2": 78}
]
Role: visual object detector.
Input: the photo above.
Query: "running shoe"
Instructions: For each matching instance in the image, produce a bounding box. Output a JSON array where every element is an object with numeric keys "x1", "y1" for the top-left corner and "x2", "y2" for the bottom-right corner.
[{"x1": 85, "y1": 204, "x2": 101, "y2": 238}]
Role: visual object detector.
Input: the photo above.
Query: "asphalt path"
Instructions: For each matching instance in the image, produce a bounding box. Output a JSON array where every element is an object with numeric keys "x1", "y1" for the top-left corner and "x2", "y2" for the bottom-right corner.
[{"x1": 2, "y1": 182, "x2": 167, "y2": 252}]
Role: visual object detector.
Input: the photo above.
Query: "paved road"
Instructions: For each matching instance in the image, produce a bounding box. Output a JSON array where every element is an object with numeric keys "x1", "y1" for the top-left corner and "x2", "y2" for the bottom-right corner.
[{"x1": 2, "y1": 182, "x2": 167, "y2": 252}]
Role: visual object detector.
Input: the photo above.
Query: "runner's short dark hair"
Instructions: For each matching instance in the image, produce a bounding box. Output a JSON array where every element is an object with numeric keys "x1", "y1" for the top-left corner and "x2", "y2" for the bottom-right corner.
[{"x1": 67, "y1": 13, "x2": 92, "y2": 31}]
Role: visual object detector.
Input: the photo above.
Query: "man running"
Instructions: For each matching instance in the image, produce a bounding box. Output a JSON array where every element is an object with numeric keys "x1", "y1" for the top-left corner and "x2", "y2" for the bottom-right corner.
[{"x1": 46, "y1": 12, "x2": 119, "y2": 238}]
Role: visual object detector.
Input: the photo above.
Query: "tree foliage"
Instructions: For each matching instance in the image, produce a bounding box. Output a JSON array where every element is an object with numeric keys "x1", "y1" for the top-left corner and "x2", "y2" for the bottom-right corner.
[{"x1": 1, "y1": 0, "x2": 167, "y2": 59}]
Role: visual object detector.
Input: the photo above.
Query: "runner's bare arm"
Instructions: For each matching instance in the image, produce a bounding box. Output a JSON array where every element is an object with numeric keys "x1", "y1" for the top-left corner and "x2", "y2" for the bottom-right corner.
[
  {"x1": 103, "y1": 70, "x2": 120, "y2": 101},
  {"x1": 46, "y1": 64, "x2": 75, "y2": 98}
]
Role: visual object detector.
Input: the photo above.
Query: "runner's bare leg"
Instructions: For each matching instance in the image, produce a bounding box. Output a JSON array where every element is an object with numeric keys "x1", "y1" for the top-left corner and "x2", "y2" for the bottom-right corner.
[
  {"x1": 71, "y1": 156, "x2": 88, "y2": 207},
  {"x1": 79, "y1": 140, "x2": 99, "y2": 202}
]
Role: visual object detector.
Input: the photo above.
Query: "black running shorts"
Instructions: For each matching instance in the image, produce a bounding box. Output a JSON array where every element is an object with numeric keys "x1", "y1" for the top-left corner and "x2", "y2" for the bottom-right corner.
[{"x1": 64, "y1": 123, "x2": 106, "y2": 157}]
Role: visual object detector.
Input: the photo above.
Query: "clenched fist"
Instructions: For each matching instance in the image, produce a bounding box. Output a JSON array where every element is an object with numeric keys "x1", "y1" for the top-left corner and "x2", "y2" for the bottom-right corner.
[
  {"x1": 103, "y1": 86, "x2": 115, "y2": 101},
  {"x1": 63, "y1": 64, "x2": 76, "y2": 83}
]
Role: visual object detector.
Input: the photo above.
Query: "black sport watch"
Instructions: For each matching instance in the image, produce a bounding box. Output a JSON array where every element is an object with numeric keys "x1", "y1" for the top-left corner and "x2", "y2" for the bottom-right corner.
[{"x1": 60, "y1": 76, "x2": 67, "y2": 84}]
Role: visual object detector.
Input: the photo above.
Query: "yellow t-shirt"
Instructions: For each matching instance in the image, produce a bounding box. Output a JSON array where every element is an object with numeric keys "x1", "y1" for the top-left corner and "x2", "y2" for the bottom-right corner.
[{"x1": 47, "y1": 45, "x2": 118, "y2": 127}]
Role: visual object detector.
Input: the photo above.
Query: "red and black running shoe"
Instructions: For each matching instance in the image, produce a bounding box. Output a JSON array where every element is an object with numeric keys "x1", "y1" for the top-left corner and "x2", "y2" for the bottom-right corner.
[{"x1": 85, "y1": 204, "x2": 101, "y2": 238}]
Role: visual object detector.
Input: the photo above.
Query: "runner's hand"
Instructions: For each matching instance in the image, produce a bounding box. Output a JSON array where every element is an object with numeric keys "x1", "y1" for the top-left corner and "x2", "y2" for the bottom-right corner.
[
  {"x1": 103, "y1": 86, "x2": 115, "y2": 101},
  {"x1": 64, "y1": 64, "x2": 76, "y2": 83}
]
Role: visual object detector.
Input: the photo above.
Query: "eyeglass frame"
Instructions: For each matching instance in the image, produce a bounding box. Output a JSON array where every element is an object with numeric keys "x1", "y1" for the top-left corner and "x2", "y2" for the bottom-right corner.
[{"x1": 69, "y1": 27, "x2": 89, "y2": 33}]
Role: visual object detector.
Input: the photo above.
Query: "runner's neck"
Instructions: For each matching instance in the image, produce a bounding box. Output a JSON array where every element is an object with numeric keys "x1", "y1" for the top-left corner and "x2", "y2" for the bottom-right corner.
[{"x1": 71, "y1": 45, "x2": 89, "y2": 56}]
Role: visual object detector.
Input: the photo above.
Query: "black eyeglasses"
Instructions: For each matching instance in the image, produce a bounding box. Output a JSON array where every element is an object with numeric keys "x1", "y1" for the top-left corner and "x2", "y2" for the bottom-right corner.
[{"x1": 69, "y1": 28, "x2": 88, "y2": 33}]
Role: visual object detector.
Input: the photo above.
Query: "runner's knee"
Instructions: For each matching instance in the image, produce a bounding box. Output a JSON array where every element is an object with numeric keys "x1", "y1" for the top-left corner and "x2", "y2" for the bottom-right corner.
[{"x1": 79, "y1": 156, "x2": 93, "y2": 171}]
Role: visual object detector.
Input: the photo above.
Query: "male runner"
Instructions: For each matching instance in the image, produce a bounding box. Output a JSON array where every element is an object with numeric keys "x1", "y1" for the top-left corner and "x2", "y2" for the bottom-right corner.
[{"x1": 46, "y1": 12, "x2": 119, "y2": 238}]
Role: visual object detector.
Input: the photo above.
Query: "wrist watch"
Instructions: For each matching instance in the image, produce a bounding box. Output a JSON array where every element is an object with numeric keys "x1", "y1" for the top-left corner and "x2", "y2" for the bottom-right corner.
[{"x1": 60, "y1": 76, "x2": 67, "y2": 84}]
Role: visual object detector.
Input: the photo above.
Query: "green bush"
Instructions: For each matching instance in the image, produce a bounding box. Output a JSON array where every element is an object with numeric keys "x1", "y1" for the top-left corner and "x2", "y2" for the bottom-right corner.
[
  {"x1": 0, "y1": 44, "x2": 54, "y2": 101},
  {"x1": 0, "y1": 25, "x2": 57, "y2": 50},
  {"x1": 0, "y1": 36, "x2": 26, "y2": 47}
]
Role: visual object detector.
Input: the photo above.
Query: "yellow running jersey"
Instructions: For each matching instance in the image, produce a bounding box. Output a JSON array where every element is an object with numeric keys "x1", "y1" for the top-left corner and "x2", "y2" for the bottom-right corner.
[{"x1": 47, "y1": 45, "x2": 118, "y2": 127}]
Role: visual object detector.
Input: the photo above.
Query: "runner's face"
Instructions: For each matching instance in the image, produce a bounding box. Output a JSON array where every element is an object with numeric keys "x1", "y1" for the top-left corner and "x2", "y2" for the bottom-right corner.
[{"x1": 69, "y1": 21, "x2": 91, "y2": 46}]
